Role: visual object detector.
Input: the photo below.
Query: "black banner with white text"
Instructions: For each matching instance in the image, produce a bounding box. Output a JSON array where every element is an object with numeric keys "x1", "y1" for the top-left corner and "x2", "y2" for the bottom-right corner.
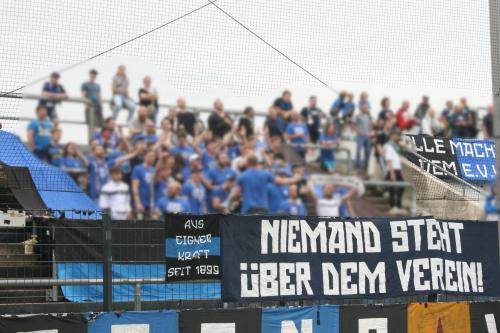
[{"x1": 220, "y1": 215, "x2": 500, "y2": 302}]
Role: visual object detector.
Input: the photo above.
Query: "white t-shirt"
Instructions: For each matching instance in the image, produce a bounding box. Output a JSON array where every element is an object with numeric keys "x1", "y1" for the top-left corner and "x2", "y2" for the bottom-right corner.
[
  {"x1": 99, "y1": 181, "x2": 131, "y2": 220},
  {"x1": 383, "y1": 142, "x2": 402, "y2": 170},
  {"x1": 316, "y1": 196, "x2": 341, "y2": 217}
]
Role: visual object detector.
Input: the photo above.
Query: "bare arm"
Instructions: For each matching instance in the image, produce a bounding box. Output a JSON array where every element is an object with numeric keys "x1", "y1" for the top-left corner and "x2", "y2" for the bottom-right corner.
[{"x1": 27, "y1": 129, "x2": 35, "y2": 150}]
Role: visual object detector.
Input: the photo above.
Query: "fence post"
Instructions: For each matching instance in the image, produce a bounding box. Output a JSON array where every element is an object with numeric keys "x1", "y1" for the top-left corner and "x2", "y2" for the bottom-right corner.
[{"x1": 102, "y1": 210, "x2": 113, "y2": 312}]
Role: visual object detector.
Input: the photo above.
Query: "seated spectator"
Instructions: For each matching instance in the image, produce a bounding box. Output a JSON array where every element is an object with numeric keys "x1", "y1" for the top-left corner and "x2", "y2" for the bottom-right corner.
[
  {"x1": 301, "y1": 95, "x2": 323, "y2": 144},
  {"x1": 157, "y1": 181, "x2": 190, "y2": 214},
  {"x1": 233, "y1": 155, "x2": 301, "y2": 213},
  {"x1": 87, "y1": 144, "x2": 109, "y2": 202},
  {"x1": 182, "y1": 167, "x2": 207, "y2": 214},
  {"x1": 112, "y1": 65, "x2": 135, "y2": 121},
  {"x1": 315, "y1": 183, "x2": 355, "y2": 217},
  {"x1": 81, "y1": 69, "x2": 103, "y2": 129},
  {"x1": 138, "y1": 75, "x2": 159, "y2": 122},
  {"x1": 99, "y1": 166, "x2": 131, "y2": 220},
  {"x1": 383, "y1": 129, "x2": 405, "y2": 214},
  {"x1": 396, "y1": 100, "x2": 416, "y2": 130},
  {"x1": 208, "y1": 98, "x2": 232, "y2": 139},
  {"x1": 27, "y1": 105, "x2": 54, "y2": 161},
  {"x1": 170, "y1": 97, "x2": 196, "y2": 137},
  {"x1": 39, "y1": 72, "x2": 67, "y2": 126},
  {"x1": 129, "y1": 106, "x2": 149, "y2": 137},
  {"x1": 208, "y1": 176, "x2": 236, "y2": 214},
  {"x1": 319, "y1": 122, "x2": 339, "y2": 173},
  {"x1": 46, "y1": 128, "x2": 63, "y2": 167},
  {"x1": 279, "y1": 184, "x2": 307, "y2": 216},
  {"x1": 285, "y1": 111, "x2": 309, "y2": 158},
  {"x1": 131, "y1": 150, "x2": 156, "y2": 218}
]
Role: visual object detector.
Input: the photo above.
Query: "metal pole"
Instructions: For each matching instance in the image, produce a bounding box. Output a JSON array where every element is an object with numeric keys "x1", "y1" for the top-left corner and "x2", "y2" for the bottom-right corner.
[
  {"x1": 134, "y1": 283, "x2": 142, "y2": 311},
  {"x1": 490, "y1": 0, "x2": 500, "y2": 197},
  {"x1": 102, "y1": 210, "x2": 113, "y2": 312}
]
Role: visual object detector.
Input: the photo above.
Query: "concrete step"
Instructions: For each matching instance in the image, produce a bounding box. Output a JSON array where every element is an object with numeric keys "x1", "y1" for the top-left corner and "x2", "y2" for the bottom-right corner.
[
  {"x1": 0, "y1": 254, "x2": 41, "y2": 267},
  {"x1": 0, "y1": 243, "x2": 24, "y2": 255},
  {"x1": 0, "y1": 265, "x2": 51, "y2": 279}
]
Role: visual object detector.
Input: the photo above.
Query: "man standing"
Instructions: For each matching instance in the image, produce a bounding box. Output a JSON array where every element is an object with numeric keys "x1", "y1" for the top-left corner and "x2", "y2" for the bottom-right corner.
[
  {"x1": 138, "y1": 75, "x2": 159, "y2": 122},
  {"x1": 131, "y1": 150, "x2": 156, "y2": 218},
  {"x1": 301, "y1": 96, "x2": 323, "y2": 143},
  {"x1": 27, "y1": 105, "x2": 54, "y2": 160},
  {"x1": 99, "y1": 166, "x2": 131, "y2": 220},
  {"x1": 285, "y1": 111, "x2": 309, "y2": 158},
  {"x1": 111, "y1": 65, "x2": 135, "y2": 121},
  {"x1": 39, "y1": 72, "x2": 67, "y2": 126},
  {"x1": 86, "y1": 144, "x2": 109, "y2": 202},
  {"x1": 234, "y1": 155, "x2": 300, "y2": 213},
  {"x1": 354, "y1": 102, "x2": 372, "y2": 172},
  {"x1": 157, "y1": 181, "x2": 190, "y2": 214},
  {"x1": 384, "y1": 129, "x2": 405, "y2": 214},
  {"x1": 170, "y1": 97, "x2": 196, "y2": 136},
  {"x1": 182, "y1": 167, "x2": 207, "y2": 214},
  {"x1": 81, "y1": 69, "x2": 103, "y2": 129},
  {"x1": 208, "y1": 98, "x2": 232, "y2": 139}
]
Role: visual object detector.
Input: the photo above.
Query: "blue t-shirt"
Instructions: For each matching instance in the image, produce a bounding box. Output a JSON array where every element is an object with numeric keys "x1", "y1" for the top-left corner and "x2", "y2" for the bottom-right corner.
[
  {"x1": 207, "y1": 185, "x2": 229, "y2": 213},
  {"x1": 60, "y1": 156, "x2": 85, "y2": 171},
  {"x1": 47, "y1": 144, "x2": 63, "y2": 166},
  {"x1": 206, "y1": 167, "x2": 236, "y2": 186},
  {"x1": 237, "y1": 168, "x2": 275, "y2": 213},
  {"x1": 87, "y1": 157, "x2": 109, "y2": 200},
  {"x1": 319, "y1": 133, "x2": 337, "y2": 162},
  {"x1": 27, "y1": 119, "x2": 53, "y2": 151},
  {"x1": 157, "y1": 196, "x2": 190, "y2": 213},
  {"x1": 267, "y1": 183, "x2": 287, "y2": 213},
  {"x1": 131, "y1": 164, "x2": 156, "y2": 208},
  {"x1": 341, "y1": 101, "x2": 355, "y2": 117},
  {"x1": 106, "y1": 151, "x2": 131, "y2": 175},
  {"x1": 286, "y1": 123, "x2": 308, "y2": 146},
  {"x1": 170, "y1": 145, "x2": 195, "y2": 163},
  {"x1": 330, "y1": 97, "x2": 344, "y2": 115},
  {"x1": 279, "y1": 200, "x2": 307, "y2": 216},
  {"x1": 201, "y1": 151, "x2": 217, "y2": 170},
  {"x1": 40, "y1": 82, "x2": 65, "y2": 108},
  {"x1": 145, "y1": 134, "x2": 158, "y2": 145},
  {"x1": 182, "y1": 180, "x2": 206, "y2": 214},
  {"x1": 334, "y1": 187, "x2": 350, "y2": 217}
]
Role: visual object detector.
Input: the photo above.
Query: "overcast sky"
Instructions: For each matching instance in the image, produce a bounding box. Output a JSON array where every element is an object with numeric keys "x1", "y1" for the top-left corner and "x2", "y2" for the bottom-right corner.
[{"x1": 0, "y1": 0, "x2": 494, "y2": 143}]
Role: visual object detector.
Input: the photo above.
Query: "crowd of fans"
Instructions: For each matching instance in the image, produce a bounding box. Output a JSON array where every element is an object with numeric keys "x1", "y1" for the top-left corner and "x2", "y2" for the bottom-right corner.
[{"x1": 25, "y1": 66, "x2": 490, "y2": 218}]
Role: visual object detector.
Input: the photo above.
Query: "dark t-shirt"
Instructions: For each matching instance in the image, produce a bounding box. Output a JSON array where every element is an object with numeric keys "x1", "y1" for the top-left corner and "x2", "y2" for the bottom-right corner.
[
  {"x1": 138, "y1": 88, "x2": 159, "y2": 109},
  {"x1": 273, "y1": 97, "x2": 293, "y2": 111},
  {"x1": 483, "y1": 113, "x2": 493, "y2": 138},
  {"x1": 301, "y1": 106, "x2": 321, "y2": 131},
  {"x1": 208, "y1": 112, "x2": 231, "y2": 138},
  {"x1": 177, "y1": 111, "x2": 196, "y2": 136},
  {"x1": 238, "y1": 117, "x2": 254, "y2": 137}
]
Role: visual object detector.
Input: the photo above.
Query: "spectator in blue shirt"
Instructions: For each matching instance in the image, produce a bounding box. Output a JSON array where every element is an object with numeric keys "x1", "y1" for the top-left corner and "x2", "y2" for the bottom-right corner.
[
  {"x1": 449, "y1": 105, "x2": 469, "y2": 137},
  {"x1": 87, "y1": 144, "x2": 109, "y2": 201},
  {"x1": 60, "y1": 142, "x2": 88, "y2": 186},
  {"x1": 234, "y1": 155, "x2": 301, "y2": 213},
  {"x1": 484, "y1": 187, "x2": 499, "y2": 221},
  {"x1": 341, "y1": 92, "x2": 355, "y2": 119},
  {"x1": 285, "y1": 111, "x2": 309, "y2": 158},
  {"x1": 46, "y1": 128, "x2": 63, "y2": 167},
  {"x1": 279, "y1": 184, "x2": 307, "y2": 216},
  {"x1": 209, "y1": 176, "x2": 237, "y2": 213},
  {"x1": 358, "y1": 92, "x2": 371, "y2": 111},
  {"x1": 144, "y1": 120, "x2": 158, "y2": 145},
  {"x1": 169, "y1": 132, "x2": 194, "y2": 164},
  {"x1": 27, "y1": 105, "x2": 54, "y2": 161},
  {"x1": 319, "y1": 122, "x2": 339, "y2": 174},
  {"x1": 206, "y1": 152, "x2": 236, "y2": 189},
  {"x1": 273, "y1": 90, "x2": 293, "y2": 117},
  {"x1": 201, "y1": 140, "x2": 218, "y2": 170},
  {"x1": 131, "y1": 150, "x2": 156, "y2": 218},
  {"x1": 157, "y1": 181, "x2": 190, "y2": 214},
  {"x1": 182, "y1": 167, "x2": 207, "y2": 214},
  {"x1": 81, "y1": 69, "x2": 103, "y2": 128},
  {"x1": 39, "y1": 72, "x2": 67, "y2": 125}
]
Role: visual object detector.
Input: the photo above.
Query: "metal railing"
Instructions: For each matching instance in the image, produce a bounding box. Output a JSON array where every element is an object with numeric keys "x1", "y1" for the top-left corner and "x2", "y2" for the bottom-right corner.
[
  {"x1": 288, "y1": 143, "x2": 353, "y2": 174},
  {"x1": 363, "y1": 179, "x2": 417, "y2": 216}
]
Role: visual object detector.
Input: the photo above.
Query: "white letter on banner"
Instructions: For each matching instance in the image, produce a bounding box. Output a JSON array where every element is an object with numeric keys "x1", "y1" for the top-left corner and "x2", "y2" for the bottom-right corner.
[
  {"x1": 363, "y1": 222, "x2": 381, "y2": 253},
  {"x1": 111, "y1": 324, "x2": 149, "y2": 333},
  {"x1": 18, "y1": 330, "x2": 58, "y2": 333},
  {"x1": 201, "y1": 323, "x2": 235, "y2": 333},
  {"x1": 485, "y1": 314, "x2": 498, "y2": 333},
  {"x1": 261, "y1": 219, "x2": 280, "y2": 254},
  {"x1": 281, "y1": 319, "x2": 313, "y2": 333},
  {"x1": 407, "y1": 219, "x2": 425, "y2": 251},
  {"x1": 280, "y1": 262, "x2": 296, "y2": 296},
  {"x1": 427, "y1": 219, "x2": 441, "y2": 251},
  {"x1": 448, "y1": 222, "x2": 464, "y2": 254},
  {"x1": 390, "y1": 220, "x2": 408, "y2": 252},
  {"x1": 322, "y1": 262, "x2": 340, "y2": 295},
  {"x1": 260, "y1": 263, "x2": 279, "y2": 297},
  {"x1": 396, "y1": 260, "x2": 412, "y2": 292},
  {"x1": 358, "y1": 318, "x2": 388, "y2": 333}
]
